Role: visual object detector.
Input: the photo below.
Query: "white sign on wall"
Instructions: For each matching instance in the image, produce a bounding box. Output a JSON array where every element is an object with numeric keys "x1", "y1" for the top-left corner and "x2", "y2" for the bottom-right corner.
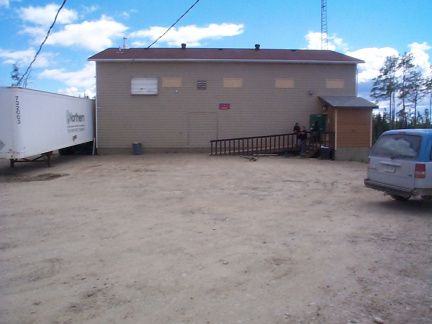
[{"x1": 131, "y1": 78, "x2": 158, "y2": 95}]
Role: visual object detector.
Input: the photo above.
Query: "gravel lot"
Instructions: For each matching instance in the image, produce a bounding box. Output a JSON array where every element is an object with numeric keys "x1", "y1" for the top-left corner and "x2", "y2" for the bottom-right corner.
[{"x1": 1, "y1": 153, "x2": 431, "y2": 324}]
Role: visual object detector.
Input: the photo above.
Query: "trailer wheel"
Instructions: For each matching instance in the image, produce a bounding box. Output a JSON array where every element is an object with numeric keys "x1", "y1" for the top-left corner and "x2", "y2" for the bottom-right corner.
[
  {"x1": 59, "y1": 147, "x2": 76, "y2": 155},
  {"x1": 390, "y1": 195, "x2": 411, "y2": 201}
]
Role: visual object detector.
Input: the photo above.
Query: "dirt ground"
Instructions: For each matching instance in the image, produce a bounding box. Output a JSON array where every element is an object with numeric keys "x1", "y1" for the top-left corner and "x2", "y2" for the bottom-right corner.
[{"x1": 0, "y1": 153, "x2": 431, "y2": 324}]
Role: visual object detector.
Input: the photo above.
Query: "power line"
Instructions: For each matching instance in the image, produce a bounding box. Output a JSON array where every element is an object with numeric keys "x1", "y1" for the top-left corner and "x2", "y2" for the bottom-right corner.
[
  {"x1": 18, "y1": 0, "x2": 67, "y2": 87},
  {"x1": 147, "y1": 0, "x2": 201, "y2": 49}
]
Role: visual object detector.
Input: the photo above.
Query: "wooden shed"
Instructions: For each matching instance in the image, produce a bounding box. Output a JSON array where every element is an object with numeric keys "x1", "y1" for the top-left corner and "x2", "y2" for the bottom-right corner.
[{"x1": 320, "y1": 96, "x2": 378, "y2": 161}]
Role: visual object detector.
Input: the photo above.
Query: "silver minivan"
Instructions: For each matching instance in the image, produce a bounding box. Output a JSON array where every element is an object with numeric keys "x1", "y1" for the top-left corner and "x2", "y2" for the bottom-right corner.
[{"x1": 364, "y1": 129, "x2": 432, "y2": 201}]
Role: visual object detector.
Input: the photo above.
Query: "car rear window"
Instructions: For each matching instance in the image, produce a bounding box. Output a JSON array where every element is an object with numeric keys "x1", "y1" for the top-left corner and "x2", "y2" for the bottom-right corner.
[{"x1": 372, "y1": 134, "x2": 422, "y2": 159}]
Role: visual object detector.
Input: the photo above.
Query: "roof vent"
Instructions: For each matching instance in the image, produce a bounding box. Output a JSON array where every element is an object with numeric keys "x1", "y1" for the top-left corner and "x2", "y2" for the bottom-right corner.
[
  {"x1": 255, "y1": 44, "x2": 260, "y2": 50},
  {"x1": 181, "y1": 43, "x2": 186, "y2": 50}
]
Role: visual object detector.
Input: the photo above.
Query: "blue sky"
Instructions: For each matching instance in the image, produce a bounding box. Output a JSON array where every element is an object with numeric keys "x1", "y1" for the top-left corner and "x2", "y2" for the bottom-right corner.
[{"x1": 0, "y1": 0, "x2": 431, "y2": 109}]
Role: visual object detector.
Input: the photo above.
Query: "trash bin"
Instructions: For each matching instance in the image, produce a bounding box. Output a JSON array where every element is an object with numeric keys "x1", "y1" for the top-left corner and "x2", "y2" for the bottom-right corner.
[
  {"x1": 132, "y1": 142, "x2": 142, "y2": 155},
  {"x1": 319, "y1": 146, "x2": 330, "y2": 160}
]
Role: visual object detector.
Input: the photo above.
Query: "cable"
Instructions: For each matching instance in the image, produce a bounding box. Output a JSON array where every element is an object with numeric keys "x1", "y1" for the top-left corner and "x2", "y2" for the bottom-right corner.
[
  {"x1": 147, "y1": 0, "x2": 200, "y2": 49},
  {"x1": 18, "y1": 0, "x2": 67, "y2": 87}
]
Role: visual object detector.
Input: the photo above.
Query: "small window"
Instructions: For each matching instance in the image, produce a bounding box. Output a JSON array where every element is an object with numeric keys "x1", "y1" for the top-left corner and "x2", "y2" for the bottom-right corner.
[
  {"x1": 275, "y1": 78, "x2": 294, "y2": 88},
  {"x1": 223, "y1": 78, "x2": 243, "y2": 88},
  {"x1": 197, "y1": 80, "x2": 207, "y2": 90},
  {"x1": 372, "y1": 134, "x2": 422, "y2": 159},
  {"x1": 326, "y1": 79, "x2": 344, "y2": 89}
]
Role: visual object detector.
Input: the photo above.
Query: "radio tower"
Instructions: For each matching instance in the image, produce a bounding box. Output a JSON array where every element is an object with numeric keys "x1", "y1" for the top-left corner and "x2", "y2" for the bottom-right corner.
[{"x1": 321, "y1": 0, "x2": 328, "y2": 50}]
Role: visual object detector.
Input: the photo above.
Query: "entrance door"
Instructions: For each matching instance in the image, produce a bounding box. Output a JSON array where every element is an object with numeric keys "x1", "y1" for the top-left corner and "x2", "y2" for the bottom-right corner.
[
  {"x1": 310, "y1": 114, "x2": 328, "y2": 132},
  {"x1": 188, "y1": 113, "x2": 217, "y2": 148}
]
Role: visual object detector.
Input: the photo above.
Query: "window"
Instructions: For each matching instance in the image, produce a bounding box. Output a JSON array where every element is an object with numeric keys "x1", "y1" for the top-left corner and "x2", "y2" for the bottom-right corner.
[
  {"x1": 131, "y1": 78, "x2": 158, "y2": 95},
  {"x1": 275, "y1": 78, "x2": 294, "y2": 88},
  {"x1": 326, "y1": 79, "x2": 344, "y2": 89},
  {"x1": 197, "y1": 80, "x2": 207, "y2": 90},
  {"x1": 372, "y1": 134, "x2": 422, "y2": 159},
  {"x1": 223, "y1": 78, "x2": 243, "y2": 88},
  {"x1": 162, "y1": 77, "x2": 182, "y2": 88}
]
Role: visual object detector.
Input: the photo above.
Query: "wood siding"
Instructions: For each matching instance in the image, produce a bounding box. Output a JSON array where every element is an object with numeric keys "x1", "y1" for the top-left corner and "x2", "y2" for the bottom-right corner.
[
  {"x1": 336, "y1": 109, "x2": 372, "y2": 148},
  {"x1": 95, "y1": 61, "x2": 357, "y2": 150}
]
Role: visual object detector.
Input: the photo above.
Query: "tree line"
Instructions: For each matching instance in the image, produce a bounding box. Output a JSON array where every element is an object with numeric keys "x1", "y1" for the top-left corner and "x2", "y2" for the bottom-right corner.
[{"x1": 370, "y1": 52, "x2": 432, "y2": 141}]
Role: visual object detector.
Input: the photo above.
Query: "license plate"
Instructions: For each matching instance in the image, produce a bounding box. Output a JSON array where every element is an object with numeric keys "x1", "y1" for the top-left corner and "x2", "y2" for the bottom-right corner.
[{"x1": 383, "y1": 165, "x2": 396, "y2": 173}]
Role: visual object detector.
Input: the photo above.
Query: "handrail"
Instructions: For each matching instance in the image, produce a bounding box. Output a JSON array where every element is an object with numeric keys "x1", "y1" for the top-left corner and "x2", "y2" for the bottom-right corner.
[{"x1": 210, "y1": 132, "x2": 335, "y2": 156}]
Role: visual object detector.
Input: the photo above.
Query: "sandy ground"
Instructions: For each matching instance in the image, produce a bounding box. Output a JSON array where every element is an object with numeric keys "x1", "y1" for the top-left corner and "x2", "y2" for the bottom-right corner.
[{"x1": 0, "y1": 153, "x2": 431, "y2": 324}]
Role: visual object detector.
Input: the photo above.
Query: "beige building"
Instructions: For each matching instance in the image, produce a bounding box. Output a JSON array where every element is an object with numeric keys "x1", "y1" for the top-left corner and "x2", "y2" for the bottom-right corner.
[{"x1": 89, "y1": 44, "x2": 376, "y2": 160}]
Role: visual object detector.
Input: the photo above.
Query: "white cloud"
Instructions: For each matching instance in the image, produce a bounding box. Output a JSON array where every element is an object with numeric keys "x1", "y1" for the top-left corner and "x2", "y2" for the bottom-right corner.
[
  {"x1": 346, "y1": 43, "x2": 431, "y2": 84},
  {"x1": 304, "y1": 32, "x2": 348, "y2": 51},
  {"x1": 19, "y1": 26, "x2": 46, "y2": 41},
  {"x1": 19, "y1": 15, "x2": 128, "y2": 51},
  {"x1": 58, "y1": 86, "x2": 95, "y2": 99},
  {"x1": 346, "y1": 47, "x2": 400, "y2": 83},
  {"x1": 0, "y1": 48, "x2": 53, "y2": 68},
  {"x1": 44, "y1": 16, "x2": 128, "y2": 51},
  {"x1": 38, "y1": 62, "x2": 95, "y2": 91},
  {"x1": 0, "y1": 48, "x2": 34, "y2": 65},
  {"x1": 81, "y1": 5, "x2": 98, "y2": 15},
  {"x1": 408, "y1": 42, "x2": 431, "y2": 75},
  {"x1": 18, "y1": 4, "x2": 78, "y2": 26},
  {"x1": 305, "y1": 32, "x2": 430, "y2": 85},
  {"x1": 0, "y1": 0, "x2": 9, "y2": 8},
  {"x1": 130, "y1": 23, "x2": 244, "y2": 47}
]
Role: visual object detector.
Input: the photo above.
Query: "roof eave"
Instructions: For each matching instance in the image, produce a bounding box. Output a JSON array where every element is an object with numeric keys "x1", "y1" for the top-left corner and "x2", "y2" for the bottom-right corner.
[
  {"x1": 319, "y1": 96, "x2": 378, "y2": 109},
  {"x1": 88, "y1": 58, "x2": 364, "y2": 64}
]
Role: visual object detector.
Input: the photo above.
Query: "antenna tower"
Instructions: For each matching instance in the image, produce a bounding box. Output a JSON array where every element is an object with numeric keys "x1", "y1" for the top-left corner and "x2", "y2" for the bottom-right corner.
[{"x1": 321, "y1": 0, "x2": 328, "y2": 50}]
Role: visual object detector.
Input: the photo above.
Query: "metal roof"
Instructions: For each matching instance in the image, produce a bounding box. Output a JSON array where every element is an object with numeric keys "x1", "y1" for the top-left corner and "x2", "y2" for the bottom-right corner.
[
  {"x1": 88, "y1": 47, "x2": 364, "y2": 64},
  {"x1": 319, "y1": 96, "x2": 378, "y2": 109}
]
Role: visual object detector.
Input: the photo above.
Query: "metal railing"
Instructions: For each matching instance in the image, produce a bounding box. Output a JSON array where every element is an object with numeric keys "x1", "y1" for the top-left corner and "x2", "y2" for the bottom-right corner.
[{"x1": 210, "y1": 132, "x2": 335, "y2": 156}]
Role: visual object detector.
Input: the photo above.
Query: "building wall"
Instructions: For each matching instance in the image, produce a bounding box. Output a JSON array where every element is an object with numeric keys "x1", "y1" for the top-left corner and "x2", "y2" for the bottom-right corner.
[
  {"x1": 95, "y1": 61, "x2": 358, "y2": 151},
  {"x1": 336, "y1": 109, "x2": 372, "y2": 148},
  {"x1": 334, "y1": 147, "x2": 371, "y2": 162}
]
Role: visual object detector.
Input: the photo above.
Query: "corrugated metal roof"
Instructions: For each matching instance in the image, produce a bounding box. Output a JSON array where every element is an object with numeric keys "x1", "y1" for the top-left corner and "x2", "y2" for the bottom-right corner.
[
  {"x1": 88, "y1": 47, "x2": 364, "y2": 64},
  {"x1": 320, "y1": 96, "x2": 378, "y2": 109}
]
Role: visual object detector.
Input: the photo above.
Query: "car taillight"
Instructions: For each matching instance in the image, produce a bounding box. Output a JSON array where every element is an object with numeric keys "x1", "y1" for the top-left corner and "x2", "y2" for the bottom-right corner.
[{"x1": 415, "y1": 163, "x2": 426, "y2": 179}]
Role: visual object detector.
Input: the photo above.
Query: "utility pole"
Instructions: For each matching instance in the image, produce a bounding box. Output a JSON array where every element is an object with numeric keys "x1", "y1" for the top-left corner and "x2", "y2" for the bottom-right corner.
[{"x1": 321, "y1": 0, "x2": 328, "y2": 50}]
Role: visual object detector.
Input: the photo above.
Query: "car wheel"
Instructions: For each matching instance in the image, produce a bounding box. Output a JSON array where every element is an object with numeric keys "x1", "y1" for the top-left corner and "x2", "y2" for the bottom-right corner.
[
  {"x1": 390, "y1": 195, "x2": 411, "y2": 201},
  {"x1": 421, "y1": 195, "x2": 432, "y2": 202}
]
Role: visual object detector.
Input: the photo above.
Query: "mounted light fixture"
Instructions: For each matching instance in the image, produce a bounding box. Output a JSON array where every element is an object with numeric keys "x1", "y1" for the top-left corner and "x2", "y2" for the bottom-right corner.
[{"x1": 308, "y1": 89, "x2": 315, "y2": 95}]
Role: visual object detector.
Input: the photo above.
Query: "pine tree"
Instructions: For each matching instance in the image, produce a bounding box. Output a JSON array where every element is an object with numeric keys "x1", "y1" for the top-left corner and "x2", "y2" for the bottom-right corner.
[
  {"x1": 370, "y1": 56, "x2": 399, "y2": 128},
  {"x1": 425, "y1": 67, "x2": 432, "y2": 125},
  {"x1": 397, "y1": 53, "x2": 415, "y2": 128},
  {"x1": 406, "y1": 68, "x2": 425, "y2": 127},
  {"x1": 11, "y1": 63, "x2": 21, "y2": 86}
]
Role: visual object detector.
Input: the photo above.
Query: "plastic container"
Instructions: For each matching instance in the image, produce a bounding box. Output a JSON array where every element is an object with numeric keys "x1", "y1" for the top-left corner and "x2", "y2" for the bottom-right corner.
[
  {"x1": 320, "y1": 146, "x2": 330, "y2": 160},
  {"x1": 132, "y1": 142, "x2": 142, "y2": 155}
]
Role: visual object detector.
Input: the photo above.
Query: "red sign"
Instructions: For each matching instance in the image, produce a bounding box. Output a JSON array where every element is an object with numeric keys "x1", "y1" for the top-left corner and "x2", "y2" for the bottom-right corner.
[{"x1": 219, "y1": 103, "x2": 230, "y2": 110}]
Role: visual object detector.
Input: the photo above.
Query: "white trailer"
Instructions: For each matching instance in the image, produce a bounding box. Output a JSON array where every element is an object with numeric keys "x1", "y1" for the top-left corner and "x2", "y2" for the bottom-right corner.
[{"x1": 0, "y1": 87, "x2": 95, "y2": 167}]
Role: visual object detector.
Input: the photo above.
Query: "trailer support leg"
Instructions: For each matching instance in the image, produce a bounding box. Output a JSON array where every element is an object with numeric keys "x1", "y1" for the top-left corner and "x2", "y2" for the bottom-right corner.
[
  {"x1": 9, "y1": 151, "x2": 54, "y2": 168},
  {"x1": 44, "y1": 152, "x2": 52, "y2": 167}
]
